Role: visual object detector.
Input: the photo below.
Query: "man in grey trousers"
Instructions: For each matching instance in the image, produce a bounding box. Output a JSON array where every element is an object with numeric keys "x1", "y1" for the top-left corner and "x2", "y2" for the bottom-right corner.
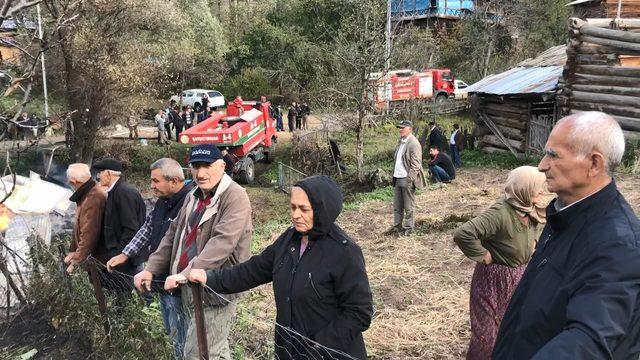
[{"x1": 387, "y1": 120, "x2": 426, "y2": 236}]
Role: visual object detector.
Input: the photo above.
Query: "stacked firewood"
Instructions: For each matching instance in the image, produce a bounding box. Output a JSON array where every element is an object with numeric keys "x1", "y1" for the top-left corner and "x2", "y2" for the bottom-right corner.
[{"x1": 558, "y1": 17, "x2": 640, "y2": 142}]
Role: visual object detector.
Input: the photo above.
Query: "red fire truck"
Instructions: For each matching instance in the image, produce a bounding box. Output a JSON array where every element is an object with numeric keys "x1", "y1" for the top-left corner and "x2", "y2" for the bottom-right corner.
[
  {"x1": 178, "y1": 101, "x2": 277, "y2": 184},
  {"x1": 369, "y1": 68, "x2": 456, "y2": 112}
]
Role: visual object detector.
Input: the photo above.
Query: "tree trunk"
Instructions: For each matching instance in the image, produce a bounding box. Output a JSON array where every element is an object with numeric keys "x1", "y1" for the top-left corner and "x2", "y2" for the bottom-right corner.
[{"x1": 355, "y1": 107, "x2": 365, "y2": 183}]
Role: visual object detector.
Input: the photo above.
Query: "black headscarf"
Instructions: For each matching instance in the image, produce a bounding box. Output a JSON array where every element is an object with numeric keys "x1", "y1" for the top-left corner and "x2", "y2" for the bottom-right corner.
[{"x1": 294, "y1": 175, "x2": 343, "y2": 239}]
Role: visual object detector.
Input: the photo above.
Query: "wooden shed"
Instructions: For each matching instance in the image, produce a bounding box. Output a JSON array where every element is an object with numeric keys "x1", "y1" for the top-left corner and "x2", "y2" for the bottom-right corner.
[
  {"x1": 465, "y1": 45, "x2": 567, "y2": 157},
  {"x1": 558, "y1": 17, "x2": 640, "y2": 142}
]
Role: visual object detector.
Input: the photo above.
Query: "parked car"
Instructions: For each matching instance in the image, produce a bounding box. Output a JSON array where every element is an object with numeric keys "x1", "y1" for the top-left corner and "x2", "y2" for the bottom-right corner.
[
  {"x1": 170, "y1": 89, "x2": 225, "y2": 112},
  {"x1": 454, "y1": 80, "x2": 469, "y2": 100}
]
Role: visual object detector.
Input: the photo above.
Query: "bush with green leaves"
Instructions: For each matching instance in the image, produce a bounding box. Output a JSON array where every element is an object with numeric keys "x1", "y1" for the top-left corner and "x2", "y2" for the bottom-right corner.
[{"x1": 29, "y1": 236, "x2": 174, "y2": 359}]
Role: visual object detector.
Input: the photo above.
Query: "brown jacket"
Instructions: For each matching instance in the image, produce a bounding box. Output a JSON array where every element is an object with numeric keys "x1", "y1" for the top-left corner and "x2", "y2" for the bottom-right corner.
[
  {"x1": 394, "y1": 133, "x2": 427, "y2": 189},
  {"x1": 145, "y1": 174, "x2": 252, "y2": 305},
  {"x1": 69, "y1": 179, "x2": 107, "y2": 263}
]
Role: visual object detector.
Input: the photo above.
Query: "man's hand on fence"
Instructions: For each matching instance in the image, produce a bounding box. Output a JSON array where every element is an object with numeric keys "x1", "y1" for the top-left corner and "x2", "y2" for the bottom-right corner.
[
  {"x1": 134, "y1": 270, "x2": 153, "y2": 293},
  {"x1": 106, "y1": 253, "x2": 129, "y2": 272},
  {"x1": 188, "y1": 269, "x2": 207, "y2": 285},
  {"x1": 165, "y1": 274, "x2": 188, "y2": 292},
  {"x1": 66, "y1": 262, "x2": 76, "y2": 274}
]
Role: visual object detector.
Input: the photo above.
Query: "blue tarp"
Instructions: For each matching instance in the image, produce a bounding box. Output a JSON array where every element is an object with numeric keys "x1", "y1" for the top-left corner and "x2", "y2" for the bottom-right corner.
[{"x1": 391, "y1": 0, "x2": 474, "y2": 17}]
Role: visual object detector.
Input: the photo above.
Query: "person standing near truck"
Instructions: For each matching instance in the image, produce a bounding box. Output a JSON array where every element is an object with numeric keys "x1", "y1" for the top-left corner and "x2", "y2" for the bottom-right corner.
[{"x1": 288, "y1": 102, "x2": 298, "y2": 132}]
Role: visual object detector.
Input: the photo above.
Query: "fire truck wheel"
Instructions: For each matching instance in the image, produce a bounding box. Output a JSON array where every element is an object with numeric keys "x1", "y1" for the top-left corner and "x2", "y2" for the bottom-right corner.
[{"x1": 238, "y1": 157, "x2": 255, "y2": 184}]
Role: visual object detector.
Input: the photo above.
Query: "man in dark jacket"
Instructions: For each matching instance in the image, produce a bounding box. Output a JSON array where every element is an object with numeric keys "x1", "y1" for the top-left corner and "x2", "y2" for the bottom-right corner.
[
  {"x1": 493, "y1": 112, "x2": 640, "y2": 360},
  {"x1": 93, "y1": 158, "x2": 146, "y2": 288},
  {"x1": 106, "y1": 158, "x2": 193, "y2": 357},
  {"x1": 428, "y1": 146, "x2": 455, "y2": 183},
  {"x1": 170, "y1": 106, "x2": 183, "y2": 141},
  {"x1": 187, "y1": 175, "x2": 374, "y2": 360},
  {"x1": 428, "y1": 121, "x2": 447, "y2": 152},
  {"x1": 288, "y1": 102, "x2": 298, "y2": 132}
]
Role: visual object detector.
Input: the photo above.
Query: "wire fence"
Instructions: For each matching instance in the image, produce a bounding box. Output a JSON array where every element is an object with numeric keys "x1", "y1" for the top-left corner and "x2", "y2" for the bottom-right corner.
[
  {"x1": 79, "y1": 256, "x2": 359, "y2": 360},
  {"x1": 277, "y1": 162, "x2": 306, "y2": 194},
  {"x1": 1, "y1": 226, "x2": 361, "y2": 360}
]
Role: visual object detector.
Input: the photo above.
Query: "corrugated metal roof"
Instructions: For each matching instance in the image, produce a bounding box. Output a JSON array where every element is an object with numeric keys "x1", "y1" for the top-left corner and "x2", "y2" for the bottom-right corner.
[
  {"x1": 566, "y1": 0, "x2": 598, "y2": 6},
  {"x1": 516, "y1": 45, "x2": 567, "y2": 67},
  {"x1": 465, "y1": 66, "x2": 564, "y2": 95}
]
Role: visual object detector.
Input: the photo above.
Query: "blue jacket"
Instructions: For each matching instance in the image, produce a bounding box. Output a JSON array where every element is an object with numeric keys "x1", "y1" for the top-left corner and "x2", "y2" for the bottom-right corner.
[{"x1": 494, "y1": 180, "x2": 640, "y2": 359}]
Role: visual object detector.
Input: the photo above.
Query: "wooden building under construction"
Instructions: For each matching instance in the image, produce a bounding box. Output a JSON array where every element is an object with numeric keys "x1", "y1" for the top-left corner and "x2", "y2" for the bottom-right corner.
[{"x1": 465, "y1": 45, "x2": 567, "y2": 157}]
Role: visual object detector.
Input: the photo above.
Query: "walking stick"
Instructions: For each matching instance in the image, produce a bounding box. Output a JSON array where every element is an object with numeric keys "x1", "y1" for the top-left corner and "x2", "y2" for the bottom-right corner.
[{"x1": 190, "y1": 283, "x2": 209, "y2": 360}]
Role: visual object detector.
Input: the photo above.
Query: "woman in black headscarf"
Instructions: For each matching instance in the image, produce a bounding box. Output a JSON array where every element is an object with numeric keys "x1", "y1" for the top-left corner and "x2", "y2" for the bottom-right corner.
[{"x1": 188, "y1": 175, "x2": 373, "y2": 359}]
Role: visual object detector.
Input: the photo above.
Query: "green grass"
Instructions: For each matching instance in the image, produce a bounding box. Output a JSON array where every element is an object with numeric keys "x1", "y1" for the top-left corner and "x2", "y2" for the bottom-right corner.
[
  {"x1": 343, "y1": 186, "x2": 395, "y2": 211},
  {"x1": 461, "y1": 149, "x2": 541, "y2": 169},
  {"x1": 251, "y1": 218, "x2": 289, "y2": 253},
  {"x1": 0, "y1": 93, "x2": 67, "y2": 118},
  {"x1": 329, "y1": 112, "x2": 534, "y2": 179}
]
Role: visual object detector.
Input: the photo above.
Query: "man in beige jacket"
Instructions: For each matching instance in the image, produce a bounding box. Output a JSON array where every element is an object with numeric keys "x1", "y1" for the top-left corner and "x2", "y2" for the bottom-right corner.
[
  {"x1": 134, "y1": 144, "x2": 252, "y2": 360},
  {"x1": 387, "y1": 120, "x2": 426, "y2": 236}
]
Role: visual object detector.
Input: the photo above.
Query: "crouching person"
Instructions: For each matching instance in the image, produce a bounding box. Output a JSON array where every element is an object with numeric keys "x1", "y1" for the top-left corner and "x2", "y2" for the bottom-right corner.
[
  {"x1": 189, "y1": 175, "x2": 374, "y2": 360},
  {"x1": 134, "y1": 145, "x2": 252, "y2": 360}
]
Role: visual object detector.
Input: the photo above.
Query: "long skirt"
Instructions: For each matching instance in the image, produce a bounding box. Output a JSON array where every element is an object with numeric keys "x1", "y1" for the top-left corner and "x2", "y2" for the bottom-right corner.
[{"x1": 466, "y1": 262, "x2": 526, "y2": 360}]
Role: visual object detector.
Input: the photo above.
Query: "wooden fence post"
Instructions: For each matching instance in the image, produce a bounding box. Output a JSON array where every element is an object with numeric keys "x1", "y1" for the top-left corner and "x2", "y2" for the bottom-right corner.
[
  {"x1": 190, "y1": 283, "x2": 209, "y2": 360},
  {"x1": 87, "y1": 262, "x2": 110, "y2": 335}
]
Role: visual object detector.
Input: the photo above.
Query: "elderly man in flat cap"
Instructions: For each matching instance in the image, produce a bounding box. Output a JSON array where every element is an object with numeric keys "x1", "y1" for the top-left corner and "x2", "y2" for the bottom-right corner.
[
  {"x1": 134, "y1": 144, "x2": 252, "y2": 360},
  {"x1": 387, "y1": 120, "x2": 426, "y2": 237},
  {"x1": 92, "y1": 158, "x2": 146, "y2": 290}
]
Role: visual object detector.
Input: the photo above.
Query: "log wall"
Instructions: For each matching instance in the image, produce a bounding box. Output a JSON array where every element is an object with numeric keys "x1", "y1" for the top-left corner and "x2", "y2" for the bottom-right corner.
[
  {"x1": 472, "y1": 93, "x2": 554, "y2": 154},
  {"x1": 559, "y1": 17, "x2": 640, "y2": 142}
]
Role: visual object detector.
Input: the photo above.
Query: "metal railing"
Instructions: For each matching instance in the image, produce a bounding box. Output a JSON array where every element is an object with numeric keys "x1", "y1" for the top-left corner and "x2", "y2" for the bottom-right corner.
[{"x1": 277, "y1": 162, "x2": 306, "y2": 194}]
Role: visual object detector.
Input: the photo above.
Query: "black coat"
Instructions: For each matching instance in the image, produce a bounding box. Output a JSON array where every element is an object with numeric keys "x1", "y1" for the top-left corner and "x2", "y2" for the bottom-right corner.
[
  {"x1": 494, "y1": 181, "x2": 640, "y2": 359},
  {"x1": 428, "y1": 127, "x2": 446, "y2": 152},
  {"x1": 206, "y1": 176, "x2": 373, "y2": 359},
  {"x1": 288, "y1": 107, "x2": 298, "y2": 120},
  {"x1": 102, "y1": 178, "x2": 146, "y2": 272}
]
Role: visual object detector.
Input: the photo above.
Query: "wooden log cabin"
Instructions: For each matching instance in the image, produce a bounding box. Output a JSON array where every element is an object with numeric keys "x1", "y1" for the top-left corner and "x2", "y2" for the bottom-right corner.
[
  {"x1": 558, "y1": 17, "x2": 640, "y2": 143},
  {"x1": 465, "y1": 45, "x2": 567, "y2": 157}
]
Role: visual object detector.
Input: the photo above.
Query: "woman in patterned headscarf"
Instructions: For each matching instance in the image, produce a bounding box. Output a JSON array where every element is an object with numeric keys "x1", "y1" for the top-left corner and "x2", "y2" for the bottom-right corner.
[{"x1": 453, "y1": 166, "x2": 549, "y2": 360}]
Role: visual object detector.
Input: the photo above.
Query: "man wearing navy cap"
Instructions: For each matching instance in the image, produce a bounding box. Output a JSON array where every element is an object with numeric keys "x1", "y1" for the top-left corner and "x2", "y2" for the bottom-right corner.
[
  {"x1": 92, "y1": 158, "x2": 146, "y2": 289},
  {"x1": 135, "y1": 144, "x2": 252, "y2": 359}
]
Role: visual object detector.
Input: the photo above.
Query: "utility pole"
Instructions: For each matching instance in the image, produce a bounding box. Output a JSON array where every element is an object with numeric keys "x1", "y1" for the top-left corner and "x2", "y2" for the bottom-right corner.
[
  {"x1": 36, "y1": 4, "x2": 49, "y2": 124},
  {"x1": 385, "y1": 0, "x2": 392, "y2": 114},
  {"x1": 385, "y1": 0, "x2": 391, "y2": 70}
]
